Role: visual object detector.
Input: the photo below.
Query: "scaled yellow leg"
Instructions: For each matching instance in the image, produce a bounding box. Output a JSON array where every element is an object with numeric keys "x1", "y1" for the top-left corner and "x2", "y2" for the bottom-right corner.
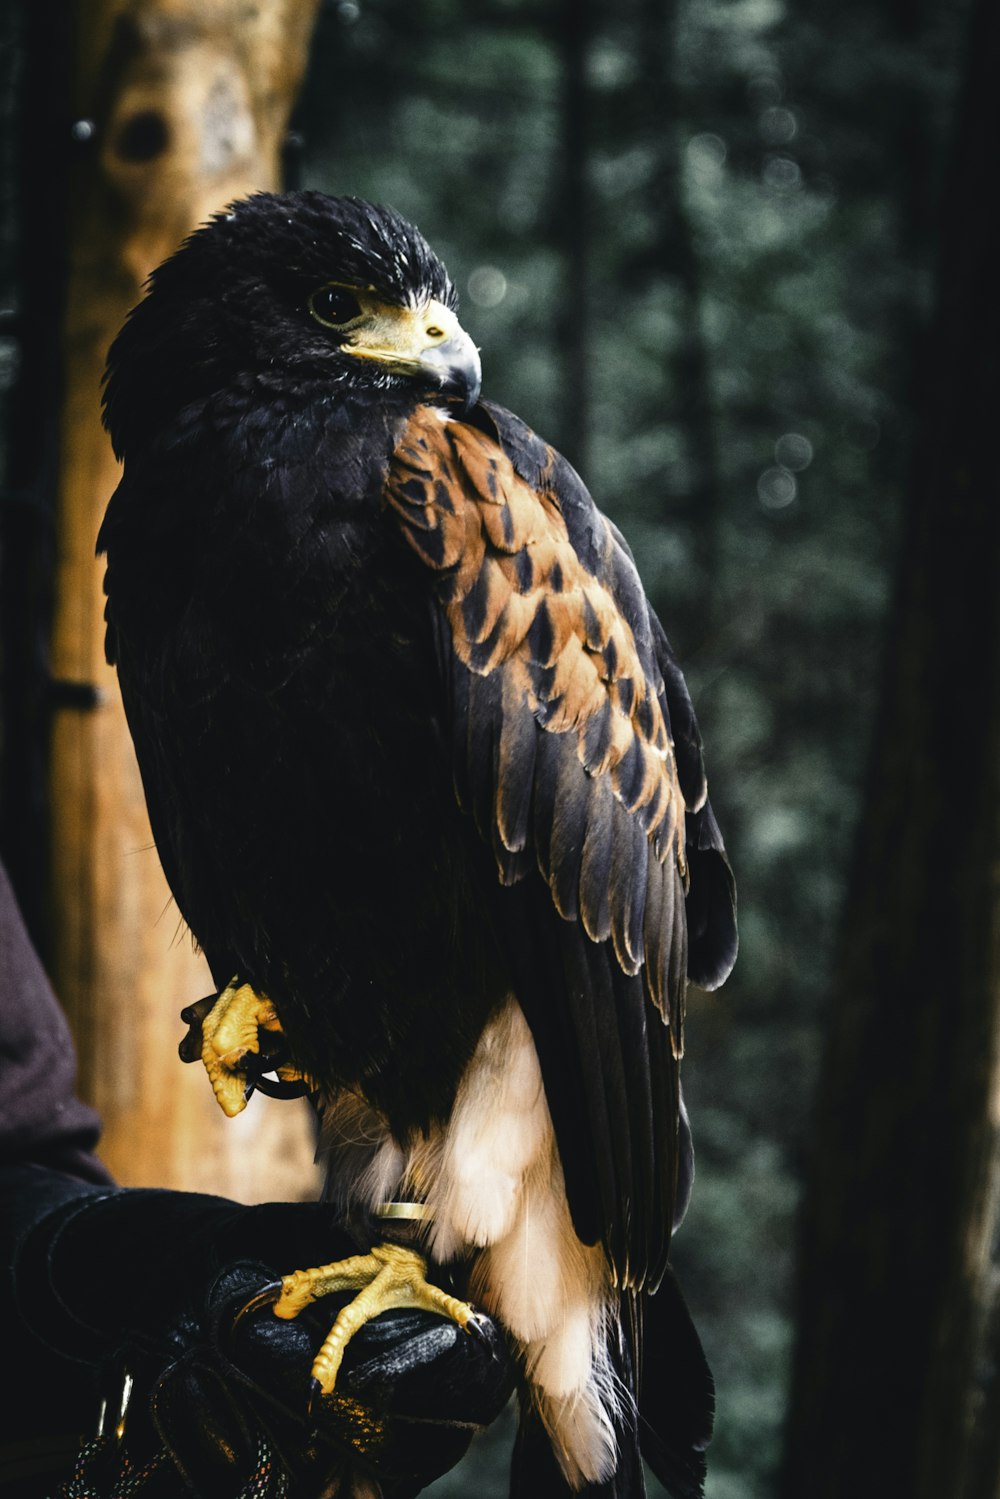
[{"x1": 200, "y1": 978, "x2": 282, "y2": 1117}]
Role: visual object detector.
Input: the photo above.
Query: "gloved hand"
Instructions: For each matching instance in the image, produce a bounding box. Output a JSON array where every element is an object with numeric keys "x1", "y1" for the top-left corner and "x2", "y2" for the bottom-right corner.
[{"x1": 4, "y1": 1167, "x2": 514, "y2": 1497}]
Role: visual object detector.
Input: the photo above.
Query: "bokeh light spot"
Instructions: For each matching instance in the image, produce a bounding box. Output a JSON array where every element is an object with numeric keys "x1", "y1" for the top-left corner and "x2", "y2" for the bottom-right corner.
[
  {"x1": 762, "y1": 155, "x2": 802, "y2": 192},
  {"x1": 760, "y1": 106, "x2": 798, "y2": 145},
  {"x1": 468, "y1": 265, "x2": 508, "y2": 308},
  {"x1": 687, "y1": 133, "x2": 727, "y2": 178},
  {"x1": 748, "y1": 71, "x2": 783, "y2": 109},
  {"x1": 774, "y1": 433, "x2": 813, "y2": 471},
  {"x1": 758, "y1": 467, "x2": 797, "y2": 509}
]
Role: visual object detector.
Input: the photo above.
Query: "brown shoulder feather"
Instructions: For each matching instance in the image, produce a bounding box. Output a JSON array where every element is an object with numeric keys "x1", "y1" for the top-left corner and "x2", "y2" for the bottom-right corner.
[{"x1": 385, "y1": 405, "x2": 690, "y2": 1052}]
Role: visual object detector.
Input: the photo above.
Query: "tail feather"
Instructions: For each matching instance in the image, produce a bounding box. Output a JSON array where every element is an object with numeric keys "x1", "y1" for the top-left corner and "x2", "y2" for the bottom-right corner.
[
  {"x1": 511, "y1": 1315, "x2": 646, "y2": 1499},
  {"x1": 510, "y1": 1277, "x2": 712, "y2": 1499},
  {"x1": 511, "y1": 1407, "x2": 646, "y2": 1499},
  {"x1": 637, "y1": 1270, "x2": 715, "y2": 1499}
]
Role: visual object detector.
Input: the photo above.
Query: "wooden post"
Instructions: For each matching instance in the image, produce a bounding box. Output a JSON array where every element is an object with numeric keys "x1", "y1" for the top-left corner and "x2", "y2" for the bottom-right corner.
[{"x1": 50, "y1": 0, "x2": 322, "y2": 1198}]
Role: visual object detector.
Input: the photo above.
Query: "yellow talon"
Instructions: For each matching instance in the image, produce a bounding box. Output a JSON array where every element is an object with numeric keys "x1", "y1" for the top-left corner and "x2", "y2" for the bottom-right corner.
[
  {"x1": 273, "y1": 1242, "x2": 479, "y2": 1395},
  {"x1": 200, "y1": 978, "x2": 283, "y2": 1117}
]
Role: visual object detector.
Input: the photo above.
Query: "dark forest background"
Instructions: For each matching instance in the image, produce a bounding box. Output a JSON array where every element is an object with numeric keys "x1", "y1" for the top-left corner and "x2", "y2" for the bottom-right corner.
[{"x1": 0, "y1": 1, "x2": 992, "y2": 1496}]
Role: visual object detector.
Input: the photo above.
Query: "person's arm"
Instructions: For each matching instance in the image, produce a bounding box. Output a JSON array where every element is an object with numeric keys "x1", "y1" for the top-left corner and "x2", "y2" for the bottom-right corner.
[
  {"x1": 0, "y1": 861, "x2": 112, "y2": 1185},
  {"x1": 0, "y1": 861, "x2": 115, "y2": 1490}
]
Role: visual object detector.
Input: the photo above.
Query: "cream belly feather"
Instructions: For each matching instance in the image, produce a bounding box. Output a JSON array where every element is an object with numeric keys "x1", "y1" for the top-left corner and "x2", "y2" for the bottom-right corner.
[{"x1": 320, "y1": 998, "x2": 621, "y2": 1488}]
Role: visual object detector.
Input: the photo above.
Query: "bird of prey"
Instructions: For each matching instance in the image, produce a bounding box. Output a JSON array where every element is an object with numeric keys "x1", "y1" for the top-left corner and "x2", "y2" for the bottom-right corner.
[{"x1": 99, "y1": 192, "x2": 737, "y2": 1499}]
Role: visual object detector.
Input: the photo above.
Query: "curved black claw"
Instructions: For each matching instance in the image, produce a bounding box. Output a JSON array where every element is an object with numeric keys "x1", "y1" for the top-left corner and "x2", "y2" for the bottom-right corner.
[
  {"x1": 465, "y1": 1311, "x2": 492, "y2": 1346},
  {"x1": 178, "y1": 994, "x2": 221, "y2": 1063},
  {"x1": 241, "y1": 1047, "x2": 312, "y2": 1100}
]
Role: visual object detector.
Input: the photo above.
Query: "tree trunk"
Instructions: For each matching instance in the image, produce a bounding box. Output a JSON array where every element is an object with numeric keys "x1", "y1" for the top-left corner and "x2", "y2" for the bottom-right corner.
[
  {"x1": 0, "y1": 1, "x2": 73, "y2": 956},
  {"x1": 555, "y1": 0, "x2": 592, "y2": 474},
  {"x1": 49, "y1": 0, "x2": 321, "y2": 1199},
  {"x1": 781, "y1": 0, "x2": 1000, "y2": 1493},
  {"x1": 638, "y1": 0, "x2": 719, "y2": 597}
]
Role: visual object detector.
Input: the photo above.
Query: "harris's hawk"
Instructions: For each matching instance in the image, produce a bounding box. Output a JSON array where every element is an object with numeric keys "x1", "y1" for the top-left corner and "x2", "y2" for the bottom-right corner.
[{"x1": 99, "y1": 193, "x2": 737, "y2": 1498}]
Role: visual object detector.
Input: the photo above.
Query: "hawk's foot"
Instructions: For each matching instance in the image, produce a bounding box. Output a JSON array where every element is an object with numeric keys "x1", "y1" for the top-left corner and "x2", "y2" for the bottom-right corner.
[
  {"x1": 198, "y1": 978, "x2": 309, "y2": 1117},
  {"x1": 273, "y1": 1242, "x2": 482, "y2": 1396}
]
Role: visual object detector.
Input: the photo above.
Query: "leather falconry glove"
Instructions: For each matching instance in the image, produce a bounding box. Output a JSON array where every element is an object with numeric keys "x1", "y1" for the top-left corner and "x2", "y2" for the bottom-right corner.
[{"x1": 1, "y1": 1166, "x2": 515, "y2": 1498}]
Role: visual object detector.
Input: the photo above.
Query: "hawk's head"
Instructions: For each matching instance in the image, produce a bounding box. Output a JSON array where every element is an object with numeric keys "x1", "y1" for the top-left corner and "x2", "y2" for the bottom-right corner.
[{"x1": 103, "y1": 192, "x2": 481, "y2": 459}]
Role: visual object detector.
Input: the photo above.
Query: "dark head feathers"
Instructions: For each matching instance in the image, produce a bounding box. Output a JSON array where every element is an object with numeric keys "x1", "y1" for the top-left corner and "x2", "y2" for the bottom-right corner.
[
  {"x1": 189, "y1": 193, "x2": 457, "y2": 312},
  {"x1": 103, "y1": 192, "x2": 457, "y2": 459}
]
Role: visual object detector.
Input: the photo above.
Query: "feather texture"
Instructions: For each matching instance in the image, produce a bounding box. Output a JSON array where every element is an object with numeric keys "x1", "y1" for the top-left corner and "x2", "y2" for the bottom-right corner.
[{"x1": 385, "y1": 405, "x2": 696, "y2": 1047}]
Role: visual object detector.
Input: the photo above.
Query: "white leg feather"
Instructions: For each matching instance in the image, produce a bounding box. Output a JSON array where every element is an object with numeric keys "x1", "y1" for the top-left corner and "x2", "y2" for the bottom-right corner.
[
  {"x1": 319, "y1": 998, "x2": 619, "y2": 1490},
  {"x1": 433, "y1": 1000, "x2": 619, "y2": 1487},
  {"x1": 427, "y1": 999, "x2": 547, "y2": 1260}
]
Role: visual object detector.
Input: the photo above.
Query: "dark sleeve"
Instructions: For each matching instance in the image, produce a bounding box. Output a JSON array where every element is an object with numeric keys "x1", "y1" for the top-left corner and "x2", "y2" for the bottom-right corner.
[{"x1": 0, "y1": 860, "x2": 113, "y2": 1185}]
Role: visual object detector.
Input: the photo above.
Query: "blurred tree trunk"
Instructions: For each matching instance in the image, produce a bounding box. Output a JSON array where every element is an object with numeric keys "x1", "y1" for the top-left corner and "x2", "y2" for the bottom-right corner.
[
  {"x1": 637, "y1": 0, "x2": 719, "y2": 601},
  {"x1": 555, "y1": 0, "x2": 591, "y2": 474},
  {"x1": 781, "y1": 0, "x2": 1000, "y2": 1494},
  {"x1": 0, "y1": 2, "x2": 73, "y2": 954},
  {"x1": 49, "y1": 0, "x2": 321, "y2": 1198}
]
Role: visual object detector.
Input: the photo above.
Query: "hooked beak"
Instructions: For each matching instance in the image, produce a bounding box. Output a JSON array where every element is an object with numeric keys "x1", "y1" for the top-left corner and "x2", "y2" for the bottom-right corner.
[
  {"x1": 339, "y1": 297, "x2": 482, "y2": 414},
  {"x1": 417, "y1": 329, "x2": 482, "y2": 413}
]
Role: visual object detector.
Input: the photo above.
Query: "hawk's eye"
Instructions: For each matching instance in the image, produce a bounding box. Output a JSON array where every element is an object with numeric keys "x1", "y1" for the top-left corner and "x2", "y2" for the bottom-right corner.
[{"x1": 309, "y1": 286, "x2": 363, "y2": 329}]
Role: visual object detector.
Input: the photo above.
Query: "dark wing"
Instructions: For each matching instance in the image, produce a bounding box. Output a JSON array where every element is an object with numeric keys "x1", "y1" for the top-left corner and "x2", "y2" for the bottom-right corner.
[
  {"x1": 99, "y1": 550, "x2": 237, "y2": 989},
  {"x1": 385, "y1": 400, "x2": 736, "y2": 1289}
]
